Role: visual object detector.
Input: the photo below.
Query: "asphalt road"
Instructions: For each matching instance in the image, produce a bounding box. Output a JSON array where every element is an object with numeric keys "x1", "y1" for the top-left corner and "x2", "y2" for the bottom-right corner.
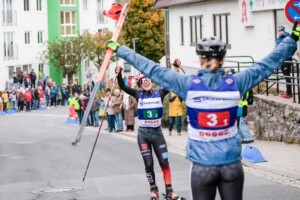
[{"x1": 0, "y1": 106, "x2": 299, "y2": 200}]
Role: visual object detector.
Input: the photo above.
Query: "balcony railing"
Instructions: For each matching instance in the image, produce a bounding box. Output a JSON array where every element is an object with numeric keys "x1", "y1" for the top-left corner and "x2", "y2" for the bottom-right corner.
[
  {"x1": 3, "y1": 44, "x2": 18, "y2": 60},
  {"x1": 2, "y1": 10, "x2": 17, "y2": 26}
]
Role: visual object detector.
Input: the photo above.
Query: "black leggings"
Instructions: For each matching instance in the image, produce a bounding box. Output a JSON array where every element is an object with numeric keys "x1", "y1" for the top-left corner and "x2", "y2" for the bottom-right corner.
[
  {"x1": 137, "y1": 127, "x2": 171, "y2": 189},
  {"x1": 281, "y1": 58, "x2": 293, "y2": 95},
  {"x1": 191, "y1": 161, "x2": 244, "y2": 200}
]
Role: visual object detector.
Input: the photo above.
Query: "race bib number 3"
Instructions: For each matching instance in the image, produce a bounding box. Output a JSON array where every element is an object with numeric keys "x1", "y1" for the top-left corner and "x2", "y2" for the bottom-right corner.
[
  {"x1": 143, "y1": 110, "x2": 158, "y2": 119},
  {"x1": 198, "y1": 111, "x2": 230, "y2": 128}
]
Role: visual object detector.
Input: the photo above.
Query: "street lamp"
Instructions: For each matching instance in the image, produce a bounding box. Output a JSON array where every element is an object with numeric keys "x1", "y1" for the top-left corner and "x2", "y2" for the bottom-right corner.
[{"x1": 132, "y1": 38, "x2": 139, "y2": 52}]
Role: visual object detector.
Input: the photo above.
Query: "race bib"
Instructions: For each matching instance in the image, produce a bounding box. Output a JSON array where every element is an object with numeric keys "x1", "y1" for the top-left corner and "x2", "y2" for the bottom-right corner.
[
  {"x1": 198, "y1": 111, "x2": 230, "y2": 128},
  {"x1": 143, "y1": 110, "x2": 158, "y2": 119}
]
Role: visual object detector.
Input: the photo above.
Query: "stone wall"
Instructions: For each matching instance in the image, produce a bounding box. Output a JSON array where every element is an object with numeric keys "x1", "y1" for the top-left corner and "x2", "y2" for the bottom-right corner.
[{"x1": 252, "y1": 95, "x2": 300, "y2": 144}]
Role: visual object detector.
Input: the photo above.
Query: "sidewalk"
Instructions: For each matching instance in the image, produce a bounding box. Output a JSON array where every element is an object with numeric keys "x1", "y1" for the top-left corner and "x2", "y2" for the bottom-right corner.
[{"x1": 113, "y1": 125, "x2": 300, "y2": 186}]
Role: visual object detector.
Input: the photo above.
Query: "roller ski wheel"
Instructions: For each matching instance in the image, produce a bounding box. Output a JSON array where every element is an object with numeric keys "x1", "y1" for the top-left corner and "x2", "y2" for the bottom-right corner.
[
  {"x1": 162, "y1": 193, "x2": 186, "y2": 200},
  {"x1": 150, "y1": 191, "x2": 159, "y2": 200}
]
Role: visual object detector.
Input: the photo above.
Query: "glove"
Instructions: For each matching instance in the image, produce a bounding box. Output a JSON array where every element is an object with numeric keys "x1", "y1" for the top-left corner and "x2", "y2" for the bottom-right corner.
[
  {"x1": 173, "y1": 58, "x2": 181, "y2": 68},
  {"x1": 291, "y1": 21, "x2": 300, "y2": 42},
  {"x1": 106, "y1": 40, "x2": 120, "y2": 52}
]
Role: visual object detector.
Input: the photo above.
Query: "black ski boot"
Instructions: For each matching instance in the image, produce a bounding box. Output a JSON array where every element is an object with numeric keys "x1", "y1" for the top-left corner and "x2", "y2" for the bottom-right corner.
[{"x1": 150, "y1": 186, "x2": 159, "y2": 200}]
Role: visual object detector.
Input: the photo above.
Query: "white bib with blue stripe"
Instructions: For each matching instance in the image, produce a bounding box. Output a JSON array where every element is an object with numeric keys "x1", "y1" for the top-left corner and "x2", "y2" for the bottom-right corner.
[{"x1": 137, "y1": 90, "x2": 163, "y2": 128}]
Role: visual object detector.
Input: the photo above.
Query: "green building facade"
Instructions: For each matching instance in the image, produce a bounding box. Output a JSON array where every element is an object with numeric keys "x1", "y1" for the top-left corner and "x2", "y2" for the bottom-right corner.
[{"x1": 47, "y1": 0, "x2": 82, "y2": 85}]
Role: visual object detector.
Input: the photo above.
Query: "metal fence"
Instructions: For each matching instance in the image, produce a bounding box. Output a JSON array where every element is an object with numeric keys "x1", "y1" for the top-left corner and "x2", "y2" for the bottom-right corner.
[{"x1": 223, "y1": 56, "x2": 300, "y2": 104}]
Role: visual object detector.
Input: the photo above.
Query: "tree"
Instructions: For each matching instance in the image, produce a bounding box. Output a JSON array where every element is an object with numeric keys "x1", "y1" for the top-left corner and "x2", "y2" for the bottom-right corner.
[
  {"x1": 42, "y1": 36, "x2": 84, "y2": 85},
  {"x1": 121, "y1": 0, "x2": 165, "y2": 62},
  {"x1": 81, "y1": 29, "x2": 116, "y2": 70}
]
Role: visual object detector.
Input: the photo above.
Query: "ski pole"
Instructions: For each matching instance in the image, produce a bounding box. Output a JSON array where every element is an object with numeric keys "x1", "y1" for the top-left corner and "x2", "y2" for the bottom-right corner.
[
  {"x1": 72, "y1": 3, "x2": 129, "y2": 146},
  {"x1": 82, "y1": 71, "x2": 120, "y2": 182}
]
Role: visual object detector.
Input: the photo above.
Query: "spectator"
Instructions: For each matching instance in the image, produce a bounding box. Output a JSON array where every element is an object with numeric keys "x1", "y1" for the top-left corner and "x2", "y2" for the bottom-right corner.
[
  {"x1": 168, "y1": 60, "x2": 185, "y2": 136},
  {"x1": 18, "y1": 70, "x2": 24, "y2": 86},
  {"x1": 12, "y1": 72, "x2": 20, "y2": 89},
  {"x1": 34, "y1": 87, "x2": 40, "y2": 109},
  {"x1": 276, "y1": 25, "x2": 293, "y2": 99},
  {"x1": 9, "y1": 89, "x2": 17, "y2": 110},
  {"x1": 30, "y1": 69, "x2": 37, "y2": 88},
  {"x1": 72, "y1": 79, "x2": 82, "y2": 95},
  {"x1": 17, "y1": 89, "x2": 25, "y2": 112},
  {"x1": 37, "y1": 77, "x2": 44, "y2": 88},
  {"x1": 45, "y1": 86, "x2": 51, "y2": 108},
  {"x1": 128, "y1": 76, "x2": 132, "y2": 87},
  {"x1": 50, "y1": 86, "x2": 56, "y2": 107},
  {"x1": 61, "y1": 84, "x2": 68, "y2": 106},
  {"x1": 74, "y1": 93, "x2": 83, "y2": 124},
  {"x1": 111, "y1": 89, "x2": 123, "y2": 132},
  {"x1": 104, "y1": 88, "x2": 115, "y2": 133},
  {"x1": 2, "y1": 89, "x2": 9, "y2": 111},
  {"x1": 123, "y1": 92, "x2": 137, "y2": 131},
  {"x1": 30, "y1": 88, "x2": 35, "y2": 110},
  {"x1": 23, "y1": 73, "x2": 30, "y2": 88},
  {"x1": 0, "y1": 91, "x2": 3, "y2": 111},
  {"x1": 91, "y1": 96, "x2": 101, "y2": 127},
  {"x1": 86, "y1": 78, "x2": 95, "y2": 96},
  {"x1": 57, "y1": 86, "x2": 62, "y2": 106},
  {"x1": 123, "y1": 76, "x2": 128, "y2": 86},
  {"x1": 238, "y1": 89, "x2": 254, "y2": 144},
  {"x1": 24, "y1": 88, "x2": 32, "y2": 112},
  {"x1": 38, "y1": 86, "x2": 45, "y2": 108}
]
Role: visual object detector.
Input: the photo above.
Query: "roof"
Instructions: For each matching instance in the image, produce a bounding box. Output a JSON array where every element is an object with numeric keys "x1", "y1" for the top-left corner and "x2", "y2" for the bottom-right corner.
[{"x1": 152, "y1": 0, "x2": 207, "y2": 9}]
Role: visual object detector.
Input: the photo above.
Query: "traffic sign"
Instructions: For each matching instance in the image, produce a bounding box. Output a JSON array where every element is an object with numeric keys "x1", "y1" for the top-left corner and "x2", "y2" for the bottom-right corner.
[{"x1": 285, "y1": 0, "x2": 300, "y2": 24}]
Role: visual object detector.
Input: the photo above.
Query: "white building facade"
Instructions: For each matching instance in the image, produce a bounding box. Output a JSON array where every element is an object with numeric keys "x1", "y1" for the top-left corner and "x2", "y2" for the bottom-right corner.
[
  {"x1": 0, "y1": 0, "x2": 118, "y2": 90},
  {"x1": 153, "y1": 0, "x2": 294, "y2": 73},
  {"x1": 0, "y1": 0, "x2": 48, "y2": 90}
]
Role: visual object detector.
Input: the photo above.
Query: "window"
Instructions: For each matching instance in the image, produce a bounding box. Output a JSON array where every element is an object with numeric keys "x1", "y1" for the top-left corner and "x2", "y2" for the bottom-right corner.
[
  {"x1": 4, "y1": 32, "x2": 14, "y2": 58},
  {"x1": 61, "y1": 11, "x2": 77, "y2": 36},
  {"x1": 213, "y1": 13, "x2": 231, "y2": 48},
  {"x1": 3, "y1": 0, "x2": 13, "y2": 25},
  {"x1": 190, "y1": 15, "x2": 203, "y2": 45},
  {"x1": 23, "y1": 64, "x2": 32, "y2": 73},
  {"x1": 60, "y1": 0, "x2": 76, "y2": 6},
  {"x1": 37, "y1": 0, "x2": 42, "y2": 11},
  {"x1": 24, "y1": 0, "x2": 29, "y2": 11},
  {"x1": 37, "y1": 31, "x2": 43, "y2": 43},
  {"x1": 180, "y1": 16, "x2": 184, "y2": 45},
  {"x1": 83, "y1": 0, "x2": 88, "y2": 10},
  {"x1": 38, "y1": 64, "x2": 44, "y2": 73},
  {"x1": 8, "y1": 66, "x2": 14, "y2": 79},
  {"x1": 97, "y1": 0, "x2": 105, "y2": 23},
  {"x1": 25, "y1": 32, "x2": 31, "y2": 44}
]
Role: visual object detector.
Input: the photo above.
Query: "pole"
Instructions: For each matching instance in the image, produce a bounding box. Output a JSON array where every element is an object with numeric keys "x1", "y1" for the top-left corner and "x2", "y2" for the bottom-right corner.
[{"x1": 82, "y1": 72, "x2": 119, "y2": 182}]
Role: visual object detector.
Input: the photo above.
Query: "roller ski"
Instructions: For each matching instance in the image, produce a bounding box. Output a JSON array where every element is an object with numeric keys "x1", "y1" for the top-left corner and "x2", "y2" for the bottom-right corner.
[{"x1": 162, "y1": 192, "x2": 186, "y2": 200}]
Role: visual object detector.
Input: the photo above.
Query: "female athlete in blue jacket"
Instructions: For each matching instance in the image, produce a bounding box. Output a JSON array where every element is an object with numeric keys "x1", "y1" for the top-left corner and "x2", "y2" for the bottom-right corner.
[{"x1": 107, "y1": 23, "x2": 300, "y2": 200}]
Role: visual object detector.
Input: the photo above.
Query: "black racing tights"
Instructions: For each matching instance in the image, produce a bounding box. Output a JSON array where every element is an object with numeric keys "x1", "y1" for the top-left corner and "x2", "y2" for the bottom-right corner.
[
  {"x1": 137, "y1": 127, "x2": 172, "y2": 192},
  {"x1": 191, "y1": 161, "x2": 244, "y2": 200}
]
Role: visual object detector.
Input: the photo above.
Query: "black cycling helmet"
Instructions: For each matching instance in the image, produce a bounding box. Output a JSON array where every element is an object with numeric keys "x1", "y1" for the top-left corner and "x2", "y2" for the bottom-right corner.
[{"x1": 196, "y1": 37, "x2": 227, "y2": 59}]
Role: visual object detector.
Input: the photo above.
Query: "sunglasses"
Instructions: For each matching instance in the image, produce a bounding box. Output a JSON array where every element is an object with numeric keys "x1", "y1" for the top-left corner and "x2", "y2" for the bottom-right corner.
[{"x1": 139, "y1": 77, "x2": 151, "y2": 85}]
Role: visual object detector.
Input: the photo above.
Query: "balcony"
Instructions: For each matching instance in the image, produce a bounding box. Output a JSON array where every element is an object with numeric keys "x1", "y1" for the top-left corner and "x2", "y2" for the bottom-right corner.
[
  {"x1": 3, "y1": 44, "x2": 18, "y2": 60},
  {"x1": 2, "y1": 10, "x2": 17, "y2": 26}
]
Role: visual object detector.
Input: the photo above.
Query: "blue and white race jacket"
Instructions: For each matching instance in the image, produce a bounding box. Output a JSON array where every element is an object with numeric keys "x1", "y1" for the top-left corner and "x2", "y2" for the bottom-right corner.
[
  {"x1": 186, "y1": 75, "x2": 241, "y2": 165},
  {"x1": 116, "y1": 36, "x2": 297, "y2": 166},
  {"x1": 137, "y1": 90, "x2": 163, "y2": 128}
]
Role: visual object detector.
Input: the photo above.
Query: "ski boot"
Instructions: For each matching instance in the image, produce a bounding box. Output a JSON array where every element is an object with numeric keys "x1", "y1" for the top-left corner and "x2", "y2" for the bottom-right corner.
[
  {"x1": 163, "y1": 192, "x2": 180, "y2": 200},
  {"x1": 163, "y1": 188, "x2": 180, "y2": 200},
  {"x1": 150, "y1": 186, "x2": 159, "y2": 200}
]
